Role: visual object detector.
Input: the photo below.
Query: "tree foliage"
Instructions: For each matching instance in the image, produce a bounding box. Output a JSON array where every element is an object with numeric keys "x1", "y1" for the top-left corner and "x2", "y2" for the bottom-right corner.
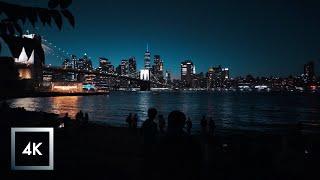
[{"x1": 0, "y1": 0, "x2": 74, "y2": 53}]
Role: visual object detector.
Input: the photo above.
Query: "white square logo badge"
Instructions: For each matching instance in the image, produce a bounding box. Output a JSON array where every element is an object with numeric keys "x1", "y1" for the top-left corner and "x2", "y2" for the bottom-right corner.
[{"x1": 11, "y1": 128, "x2": 54, "y2": 170}]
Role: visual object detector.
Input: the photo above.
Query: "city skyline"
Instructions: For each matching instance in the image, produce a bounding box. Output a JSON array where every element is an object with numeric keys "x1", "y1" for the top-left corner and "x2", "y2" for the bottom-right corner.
[{"x1": 1, "y1": 0, "x2": 320, "y2": 78}]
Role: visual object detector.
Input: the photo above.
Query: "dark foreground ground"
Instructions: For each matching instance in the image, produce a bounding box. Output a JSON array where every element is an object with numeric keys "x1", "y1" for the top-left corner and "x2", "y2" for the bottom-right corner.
[{"x1": 1, "y1": 106, "x2": 320, "y2": 180}]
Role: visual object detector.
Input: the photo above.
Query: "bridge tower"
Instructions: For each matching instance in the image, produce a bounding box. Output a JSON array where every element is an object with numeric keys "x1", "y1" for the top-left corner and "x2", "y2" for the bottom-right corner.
[
  {"x1": 140, "y1": 69, "x2": 151, "y2": 91},
  {"x1": 3, "y1": 34, "x2": 45, "y2": 87}
]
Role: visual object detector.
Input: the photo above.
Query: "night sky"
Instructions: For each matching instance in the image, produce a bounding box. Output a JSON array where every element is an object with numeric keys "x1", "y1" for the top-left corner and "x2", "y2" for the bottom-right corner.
[{"x1": 2, "y1": 0, "x2": 320, "y2": 78}]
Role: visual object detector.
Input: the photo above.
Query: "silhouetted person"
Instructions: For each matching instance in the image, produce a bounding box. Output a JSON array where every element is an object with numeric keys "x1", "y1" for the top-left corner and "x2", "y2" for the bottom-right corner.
[
  {"x1": 155, "y1": 111, "x2": 201, "y2": 180},
  {"x1": 186, "y1": 117, "x2": 193, "y2": 135},
  {"x1": 141, "y1": 108, "x2": 158, "y2": 150},
  {"x1": 132, "y1": 113, "x2": 138, "y2": 129},
  {"x1": 75, "y1": 110, "x2": 84, "y2": 123},
  {"x1": 158, "y1": 114, "x2": 166, "y2": 134},
  {"x1": 84, "y1": 113, "x2": 89, "y2": 125},
  {"x1": 200, "y1": 115, "x2": 207, "y2": 134},
  {"x1": 79, "y1": 110, "x2": 84, "y2": 120},
  {"x1": 62, "y1": 113, "x2": 71, "y2": 129},
  {"x1": 141, "y1": 108, "x2": 158, "y2": 179},
  {"x1": 208, "y1": 117, "x2": 216, "y2": 136},
  {"x1": 126, "y1": 113, "x2": 132, "y2": 128}
]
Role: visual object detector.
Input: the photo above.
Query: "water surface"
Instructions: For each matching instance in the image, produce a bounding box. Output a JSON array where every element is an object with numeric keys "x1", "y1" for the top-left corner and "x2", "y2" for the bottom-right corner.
[{"x1": 8, "y1": 91, "x2": 320, "y2": 134}]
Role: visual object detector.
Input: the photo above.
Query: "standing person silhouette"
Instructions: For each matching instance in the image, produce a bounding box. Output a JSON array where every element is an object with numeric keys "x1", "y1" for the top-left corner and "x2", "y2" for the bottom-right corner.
[
  {"x1": 208, "y1": 117, "x2": 216, "y2": 136},
  {"x1": 155, "y1": 111, "x2": 201, "y2": 180},
  {"x1": 141, "y1": 108, "x2": 158, "y2": 154},
  {"x1": 200, "y1": 115, "x2": 207, "y2": 134},
  {"x1": 141, "y1": 108, "x2": 158, "y2": 180},
  {"x1": 132, "y1": 113, "x2": 138, "y2": 129},
  {"x1": 126, "y1": 113, "x2": 132, "y2": 128},
  {"x1": 186, "y1": 117, "x2": 193, "y2": 135},
  {"x1": 158, "y1": 114, "x2": 166, "y2": 134}
]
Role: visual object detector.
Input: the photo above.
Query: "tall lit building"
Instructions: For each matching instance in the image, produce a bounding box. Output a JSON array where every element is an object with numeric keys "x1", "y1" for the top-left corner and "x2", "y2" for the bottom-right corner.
[
  {"x1": 71, "y1": 55, "x2": 77, "y2": 69},
  {"x1": 77, "y1": 53, "x2": 93, "y2": 71},
  {"x1": 128, "y1": 57, "x2": 137, "y2": 76},
  {"x1": 165, "y1": 70, "x2": 171, "y2": 84},
  {"x1": 120, "y1": 59, "x2": 129, "y2": 75},
  {"x1": 207, "y1": 65, "x2": 230, "y2": 88},
  {"x1": 98, "y1": 57, "x2": 114, "y2": 73},
  {"x1": 304, "y1": 61, "x2": 316, "y2": 83},
  {"x1": 152, "y1": 55, "x2": 164, "y2": 79},
  {"x1": 222, "y1": 68, "x2": 230, "y2": 80},
  {"x1": 62, "y1": 58, "x2": 73, "y2": 69},
  {"x1": 144, "y1": 44, "x2": 151, "y2": 70},
  {"x1": 181, "y1": 60, "x2": 196, "y2": 87}
]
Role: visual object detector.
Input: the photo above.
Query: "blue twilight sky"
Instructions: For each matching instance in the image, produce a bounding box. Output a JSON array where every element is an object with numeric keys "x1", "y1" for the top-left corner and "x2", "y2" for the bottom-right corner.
[{"x1": 1, "y1": 0, "x2": 320, "y2": 78}]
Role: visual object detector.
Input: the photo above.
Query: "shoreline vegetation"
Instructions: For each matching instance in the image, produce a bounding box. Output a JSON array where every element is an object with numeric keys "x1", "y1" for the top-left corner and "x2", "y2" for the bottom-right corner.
[{"x1": 1, "y1": 104, "x2": 320, "y2": 180}]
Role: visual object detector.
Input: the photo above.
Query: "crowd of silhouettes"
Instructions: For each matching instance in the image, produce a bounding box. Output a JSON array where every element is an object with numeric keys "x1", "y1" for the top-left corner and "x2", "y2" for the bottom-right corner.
[
  {"x1": 140, "y1": 108, "x2": 202, "y2": 180},
  {"x1": 62, "y1": 110, "x2": 90, "y2": 129},
  {"x1": 137, "y1": 109, "x2": 217, "y2": 138}
]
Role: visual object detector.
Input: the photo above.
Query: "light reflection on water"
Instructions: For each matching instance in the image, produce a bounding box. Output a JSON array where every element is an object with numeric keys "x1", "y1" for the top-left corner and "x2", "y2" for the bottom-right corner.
[{"x1": 8, "y1": 92, "x2": 320, "y2": 133}]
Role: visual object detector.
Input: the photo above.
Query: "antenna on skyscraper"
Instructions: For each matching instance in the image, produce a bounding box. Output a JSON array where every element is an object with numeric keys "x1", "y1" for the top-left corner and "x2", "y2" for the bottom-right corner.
[{"x1": 146, "y1": 43, "x2": 149, "y2": 52}]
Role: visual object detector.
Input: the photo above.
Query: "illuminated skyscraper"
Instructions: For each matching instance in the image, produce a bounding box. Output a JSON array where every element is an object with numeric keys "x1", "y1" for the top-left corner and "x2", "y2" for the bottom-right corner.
[
  {"x1": 98, "y1": 57, "x2": 114, "y2": 73},
  {"x1": 77, "y1": 53, "x2": 93, "y2": 71},
  {"x1": 207, "y1": 65, "x2": 229, "y2": 88},
  {"x1": 181, "y1": 60, "x2": 195, "y2": 87},
  {"x1": 71, "y1": 55, "x2": 77, "y2": 69},
  {"x1": 128, "y1": 57, "x2": 137, "y2": 75},
  {"x1": 144, "y1": 44, "x2": 151, "y2": 70},
  {"x1": 304, "y1": 61, "x2": 316, "y2": 83},
  {"x1": 120, "y1": 59, "x2": 129, "y2": 75},
  {"x1": 152, "y1": 55, "x2": 164, "y2": 79},
  {"x1": 165, "y1": 70, "x2": 171, "y2": 84}
]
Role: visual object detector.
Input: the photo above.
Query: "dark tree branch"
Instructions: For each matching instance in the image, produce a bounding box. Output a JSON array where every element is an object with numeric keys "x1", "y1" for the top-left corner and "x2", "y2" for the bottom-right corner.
[{"x1": 0, "y1": 0, "x2": 74, "y2": 54}]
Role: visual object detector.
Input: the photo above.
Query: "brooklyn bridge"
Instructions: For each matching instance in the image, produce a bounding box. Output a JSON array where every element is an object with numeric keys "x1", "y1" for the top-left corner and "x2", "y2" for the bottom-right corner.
[{"x1": 0, "y1": 33, "x2": 169, "y2": 95}]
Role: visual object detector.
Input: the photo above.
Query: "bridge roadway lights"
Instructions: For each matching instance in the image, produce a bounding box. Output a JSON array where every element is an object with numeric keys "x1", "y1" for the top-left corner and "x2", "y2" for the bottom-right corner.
[{"x1": 140, "y1": 80, "x2": 151, "y2": 91}]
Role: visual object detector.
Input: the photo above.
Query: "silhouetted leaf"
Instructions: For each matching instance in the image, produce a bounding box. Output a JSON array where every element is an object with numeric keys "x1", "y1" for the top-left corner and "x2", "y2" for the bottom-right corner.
[
  {"x1": 39, "y1": 9, "x2": 51, "y2": 26},
  {"x1": 48, "y1": 0, "x2": 59, "y2": 9},
  {"x1": 27, "y1": 8, "x2": 38, "y2": 27},
  {"x1": 0, "y1": 22, "x2": 7, "y2": 35},
  {"x1": 61, "y1": 9, "x2": 75, "y2": 27},
  {"x1": 49, "y1": 10, "x2": 62, "y2": 30},
  {"x1": 14, "y1": 22, "x2": 22, "y2": 35},
  {"x1": 15, "y1": 7, "x2": 27, "y2": 24},
  {"x1": 60, "y1": 0, "x2": 72, "y2": 9},
  {"x1": 7, "y1": 23, "x2": 15, "y2": 35},
  {"x1": 0, "y1": 1, "x2": 74, "y2": 55}
]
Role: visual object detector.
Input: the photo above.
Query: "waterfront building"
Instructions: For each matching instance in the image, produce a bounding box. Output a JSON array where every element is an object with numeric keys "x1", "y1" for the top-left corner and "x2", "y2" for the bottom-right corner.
[
  {"x1": 304, "y1": 61, "x2": 316, "y2": 83},
  {"x1": 152, "y1": 55, "x2": 164, "y2": 80},
  {"x1": 207, "y1": 65, "x2": 230, "y2": 88},
  {"x1": 181, "y1": 60, "x2": 196, "y2": 87},
  {"x1": 51, "y1": 82, "x2": 83, "y2": 93},
  {"x1": 165, "y1": 70, "x2": 171, "y2": 84},
  {"x1": 120, "y1": 59, "x2": 129, "y2": 75},
  {"x1": 128, "y1": 57, "x2": 137, "y2": 76},
  {"x1": 98, "y1": 57, "x2": 114, "y2": 73},
  {"x1": 60, "y1": 58, "x2": 75, "y2": 81}
]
